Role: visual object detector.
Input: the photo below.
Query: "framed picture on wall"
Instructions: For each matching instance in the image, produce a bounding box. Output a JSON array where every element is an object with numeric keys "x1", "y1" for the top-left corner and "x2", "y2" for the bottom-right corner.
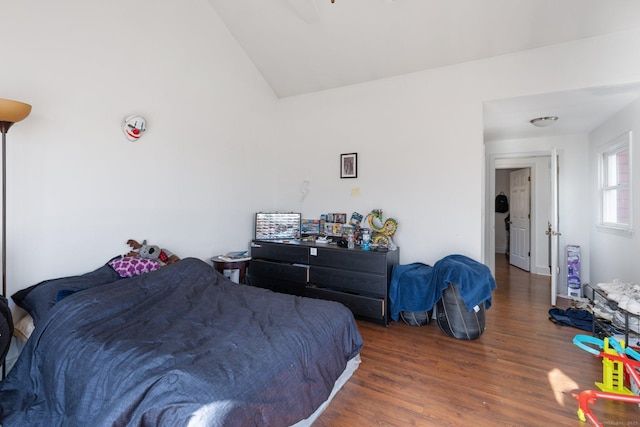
[{"x1": 340, "y1": 153, "x2": 357, "y2": 178}]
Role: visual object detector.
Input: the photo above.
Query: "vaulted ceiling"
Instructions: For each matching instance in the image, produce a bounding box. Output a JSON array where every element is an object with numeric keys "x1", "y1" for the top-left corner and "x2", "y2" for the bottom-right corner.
[{"x1": 208, "y1": 0, "x2": 640, "y2": 140}]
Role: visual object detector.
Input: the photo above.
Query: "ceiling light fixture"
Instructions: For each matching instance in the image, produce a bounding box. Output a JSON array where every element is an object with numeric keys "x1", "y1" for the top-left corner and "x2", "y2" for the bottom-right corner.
[{"x1": 529, "y1": 116, "x2": 558, "y2": 128}]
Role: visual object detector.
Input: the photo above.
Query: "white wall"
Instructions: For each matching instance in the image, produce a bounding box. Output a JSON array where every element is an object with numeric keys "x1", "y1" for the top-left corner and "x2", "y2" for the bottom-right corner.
[
  {"x1": 272, "y1": 30, "x2": 640, "y2": 272},
  {"x1": 589, "y1": 97, "x2": 640, "y2": 284},
  {"x1": 0, "y1": 0, "x2": 280, "y2": 299},
  {"x1": 3, "y1": 2, "x2": 640, "y2": 305},
  {"x1": 273, "y1": 69, "x2": 486, "y2": 265}
]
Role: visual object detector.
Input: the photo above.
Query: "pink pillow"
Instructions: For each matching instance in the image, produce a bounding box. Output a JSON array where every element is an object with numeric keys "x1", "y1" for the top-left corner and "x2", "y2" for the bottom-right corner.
[{"x1": 109, "y1": 257, "x2": 161, "y2": 278}]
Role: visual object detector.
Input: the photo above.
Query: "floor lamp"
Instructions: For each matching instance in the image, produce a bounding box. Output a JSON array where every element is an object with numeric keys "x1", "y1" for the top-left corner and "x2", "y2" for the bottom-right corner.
[{"x1": 0, "y1": 98, "x2": 32, "y2": 379}]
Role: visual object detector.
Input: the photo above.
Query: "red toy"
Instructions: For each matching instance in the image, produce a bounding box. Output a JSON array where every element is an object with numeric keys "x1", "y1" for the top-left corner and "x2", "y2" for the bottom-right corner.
[{"x1": 573, "y1": 334, "x2": 640, "y2": 426}]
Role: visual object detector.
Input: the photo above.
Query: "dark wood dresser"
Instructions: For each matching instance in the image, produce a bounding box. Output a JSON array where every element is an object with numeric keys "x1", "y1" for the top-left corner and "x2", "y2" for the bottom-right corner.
[{"x1": 248, "y1": 239, "x2": 399, "y2": 325}]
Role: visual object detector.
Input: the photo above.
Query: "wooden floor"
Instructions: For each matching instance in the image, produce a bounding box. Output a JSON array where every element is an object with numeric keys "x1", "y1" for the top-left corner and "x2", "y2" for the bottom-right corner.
[{"x1": 315, "y1": 255, "x2": 640, "y2": 426}]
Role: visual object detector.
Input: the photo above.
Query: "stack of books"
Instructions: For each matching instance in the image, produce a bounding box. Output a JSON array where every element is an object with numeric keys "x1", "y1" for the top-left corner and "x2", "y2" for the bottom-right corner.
[{"x1": 217, "y1": 251, "x2": 251, "y2": 262}]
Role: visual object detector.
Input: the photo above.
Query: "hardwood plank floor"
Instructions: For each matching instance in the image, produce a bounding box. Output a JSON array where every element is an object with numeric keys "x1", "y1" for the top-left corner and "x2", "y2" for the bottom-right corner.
[{"x1": 315, "y1": 255, "x2": 640, "y2": 426}]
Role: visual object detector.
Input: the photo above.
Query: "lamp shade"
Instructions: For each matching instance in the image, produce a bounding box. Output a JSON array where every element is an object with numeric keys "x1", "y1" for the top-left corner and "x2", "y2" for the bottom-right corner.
[{"x1": 0, "y1": 98, "x2": 32, "y2": 125}]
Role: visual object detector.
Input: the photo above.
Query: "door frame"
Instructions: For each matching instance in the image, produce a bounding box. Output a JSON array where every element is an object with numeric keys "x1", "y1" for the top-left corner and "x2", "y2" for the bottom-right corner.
[
  {"x1": 485, "y1": 151, "x2": 552, "y2": 278},
  {"x1": 550, "y1": 147, "x2": 559, "y2": 306}
]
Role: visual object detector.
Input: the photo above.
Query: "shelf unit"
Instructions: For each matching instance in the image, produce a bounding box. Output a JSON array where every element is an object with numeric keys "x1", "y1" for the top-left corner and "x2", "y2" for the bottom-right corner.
[{"x1": 584, "y1": 284, "x2": 640, "y2": 347}]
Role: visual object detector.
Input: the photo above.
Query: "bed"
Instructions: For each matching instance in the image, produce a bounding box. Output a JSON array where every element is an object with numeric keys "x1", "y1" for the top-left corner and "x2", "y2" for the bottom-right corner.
[{"x1": 0, "y1": 257, "x2": 363, "y2": 426}]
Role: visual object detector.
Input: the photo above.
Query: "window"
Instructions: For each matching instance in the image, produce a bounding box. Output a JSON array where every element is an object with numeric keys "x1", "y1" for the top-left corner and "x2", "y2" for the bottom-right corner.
[{"x1": 599, "y1": 131, "x2": 632, "y2": 234}]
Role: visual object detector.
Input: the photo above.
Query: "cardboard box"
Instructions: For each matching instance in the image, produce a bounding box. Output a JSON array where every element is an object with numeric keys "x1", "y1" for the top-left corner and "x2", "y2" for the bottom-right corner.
[{"x1": 567, "y1": 245, "x2": 581, "y2": 298}]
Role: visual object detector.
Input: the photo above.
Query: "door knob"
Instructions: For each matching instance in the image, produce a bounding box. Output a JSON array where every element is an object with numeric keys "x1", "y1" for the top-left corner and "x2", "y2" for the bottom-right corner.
[{"x1": 545, "y1": 221, "x2": 561, "y2": 236}]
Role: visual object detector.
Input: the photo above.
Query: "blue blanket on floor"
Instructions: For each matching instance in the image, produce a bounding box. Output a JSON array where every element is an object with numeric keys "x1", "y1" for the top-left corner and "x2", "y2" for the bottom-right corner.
[{"x1": 389, "y1": 254, "x2": 497, "y2": 321}]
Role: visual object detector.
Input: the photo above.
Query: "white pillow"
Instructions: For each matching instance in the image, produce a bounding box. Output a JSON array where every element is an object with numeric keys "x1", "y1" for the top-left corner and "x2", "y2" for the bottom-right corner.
[{"x1": 14, "y1": 314, "x2": 35, "y2": 342}]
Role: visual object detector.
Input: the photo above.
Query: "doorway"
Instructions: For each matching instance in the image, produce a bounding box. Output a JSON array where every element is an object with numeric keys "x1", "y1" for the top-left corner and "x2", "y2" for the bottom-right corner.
[
  {"x1": 495, "y1": 168, "x2": 532, "y2": 271},
  {"x1": 494, "y1": 169, "x2": 514, "y2": 261},
  {"x1": 486, "y1": 154, "x2": 552, "y2": 279}
]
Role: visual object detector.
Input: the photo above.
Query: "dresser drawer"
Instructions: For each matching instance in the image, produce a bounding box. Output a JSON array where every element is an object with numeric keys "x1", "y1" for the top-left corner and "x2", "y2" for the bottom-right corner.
[
  {"x1": 305, "y1": 287, "x2": 386, "y2": 322},
  {"x1": 310, "y1": 266, "x2": 386, "y2": 297},
  {"x1": 250, "y1": 242, "x2": 309, "y2": 264},
  {"x1": 311, "y1": 248, "x2": 388, "y2": 274},
  {"x1": 249, "y1": 259, "x2": 309, "y2": 284},
  {"x1": 248, "y1": 275, "x2": 307, "y2": 296}
]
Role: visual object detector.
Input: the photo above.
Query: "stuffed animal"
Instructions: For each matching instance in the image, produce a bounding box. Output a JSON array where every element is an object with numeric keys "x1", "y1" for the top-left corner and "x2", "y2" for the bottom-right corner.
[{"x1": 126, "y1": 239, "x2": 180, "y2": 266}]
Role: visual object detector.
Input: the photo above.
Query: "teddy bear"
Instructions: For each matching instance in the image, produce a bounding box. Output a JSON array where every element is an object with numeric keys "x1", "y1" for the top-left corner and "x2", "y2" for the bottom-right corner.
[{"x1": 126, "y1": 239, "x2": 180, "y2": 266}]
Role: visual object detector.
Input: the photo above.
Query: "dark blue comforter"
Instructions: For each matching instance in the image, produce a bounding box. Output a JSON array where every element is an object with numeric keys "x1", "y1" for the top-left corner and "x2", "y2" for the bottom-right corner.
[{"x1": 0, "y1": 258, "x2": 363, "y2": 426}]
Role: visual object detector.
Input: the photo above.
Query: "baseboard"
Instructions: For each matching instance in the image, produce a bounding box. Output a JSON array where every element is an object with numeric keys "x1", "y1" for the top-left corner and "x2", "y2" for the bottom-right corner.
[{"x1": 532, "y1": 265, "x2": 551, "y2": 276}]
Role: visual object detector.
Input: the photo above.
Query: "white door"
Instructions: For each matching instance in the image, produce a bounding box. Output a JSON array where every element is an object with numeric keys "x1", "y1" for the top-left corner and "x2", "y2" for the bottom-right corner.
[
  {"x1": 509, "y1": 168, "x2": 531, "y2": 271},
  {"x1": 549, "y1": 148, "x2": 560, "y2": 306}
]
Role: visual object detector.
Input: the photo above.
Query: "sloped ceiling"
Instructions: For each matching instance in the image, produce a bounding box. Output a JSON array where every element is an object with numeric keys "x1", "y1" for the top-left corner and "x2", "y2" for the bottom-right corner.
[{"x1": 208, "y1": 0, "x2": 640, "y2": 140}]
